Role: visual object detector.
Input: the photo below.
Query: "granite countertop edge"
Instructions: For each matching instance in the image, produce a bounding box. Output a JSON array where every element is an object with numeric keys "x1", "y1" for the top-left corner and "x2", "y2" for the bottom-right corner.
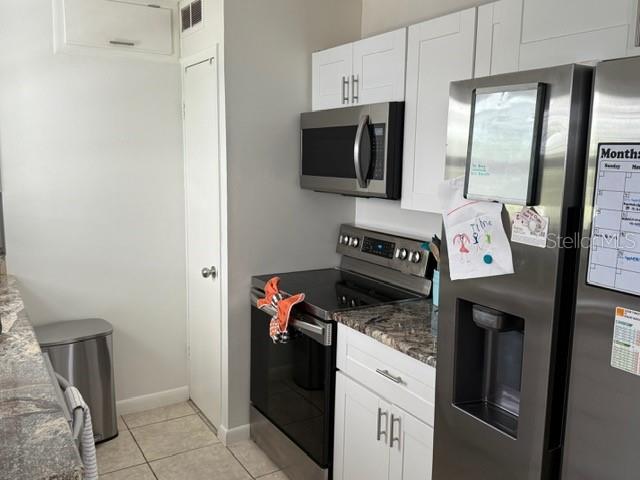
[
  {"x1": 0, "y1": 275, "x2": 84, "y2": 480},
  {"x1": 332, "y1": 299, "x2": 438, "y2": 368}
]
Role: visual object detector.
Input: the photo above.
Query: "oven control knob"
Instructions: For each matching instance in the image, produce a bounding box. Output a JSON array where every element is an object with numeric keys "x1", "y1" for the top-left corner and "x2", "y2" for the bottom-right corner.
[
  {"x1": 341, "y1": 235, "x2": 351, "y2": 246},
  {"x1": 395, "y1": 248, "x2": 408, "y2": 260},
  {"x1": 339, "y1": 234, "x2": 345, "y2": 245},
  {"x1": 409, "y1": 251, "x2": 422, "y2": 263},
  {"x1": 349, "y1": 237, "x2": 360, "y2": 248},
  {"x1": 350, "y1": 299, "x2": 357, "y2": 307}
]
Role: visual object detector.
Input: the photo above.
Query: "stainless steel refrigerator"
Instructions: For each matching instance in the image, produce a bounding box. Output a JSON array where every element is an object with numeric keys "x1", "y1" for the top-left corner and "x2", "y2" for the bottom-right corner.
[
  {"x1": 433, "y1": 64, "x2": 593, "y2": 479},
  {"x1": 562, "y1": 55, "x2": 640, "y2": 479}
]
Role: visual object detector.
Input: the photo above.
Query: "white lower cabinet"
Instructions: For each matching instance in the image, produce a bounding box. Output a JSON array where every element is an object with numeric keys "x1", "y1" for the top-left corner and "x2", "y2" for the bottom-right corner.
[
  {"x1": 334, "y1": 372, "x2": 391, "y2": 480},
  {"x1": 388, "y1": 405, "x2": 434, "y2": 480},
  {"x1": 334, "y1": 372, "x2": 434, "y2": 480},
  {"x1": 335, "y1": 322, "x2": 436, "y2": 479}
]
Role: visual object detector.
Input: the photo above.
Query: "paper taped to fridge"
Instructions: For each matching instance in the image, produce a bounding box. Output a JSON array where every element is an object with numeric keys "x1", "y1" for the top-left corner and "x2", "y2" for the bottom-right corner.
[{"x1": 440, "y1": 177, "x2": 514, "y2": 281}]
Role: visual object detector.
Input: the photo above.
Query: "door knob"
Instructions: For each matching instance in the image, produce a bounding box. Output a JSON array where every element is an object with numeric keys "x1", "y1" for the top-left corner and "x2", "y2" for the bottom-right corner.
[{"x1": 201, "y1": 266, "x2": 217, "y2": 279}]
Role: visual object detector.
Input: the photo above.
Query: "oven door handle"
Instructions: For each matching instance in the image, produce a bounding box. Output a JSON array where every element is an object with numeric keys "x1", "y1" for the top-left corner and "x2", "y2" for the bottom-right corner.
[
  {"x1": 353, "y1": 114, "x2": 371, "y2": 189},
  {"x1": 250, "y1": 288, "x2": 333, "y2": 346}
]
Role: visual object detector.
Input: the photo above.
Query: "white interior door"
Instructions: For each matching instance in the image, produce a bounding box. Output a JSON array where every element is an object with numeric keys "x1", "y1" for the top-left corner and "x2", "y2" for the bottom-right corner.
[{"x1": 184, "y1": 57, "x2": 221, "y2": 427}]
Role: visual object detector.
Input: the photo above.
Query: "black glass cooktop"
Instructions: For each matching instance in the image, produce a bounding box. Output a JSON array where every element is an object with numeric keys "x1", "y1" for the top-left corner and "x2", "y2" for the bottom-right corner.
[{"x1": 252, "y1": 268, "x2": 423, "y2": 320}]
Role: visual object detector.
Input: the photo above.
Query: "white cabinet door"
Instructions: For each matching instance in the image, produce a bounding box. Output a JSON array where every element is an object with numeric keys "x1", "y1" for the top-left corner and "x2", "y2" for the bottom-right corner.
[
  {"x1": 476, "y1": 0, "x2": 639, "y2": 74},
  {"x1": 519, "y1": 0, "x2": 631, "y2": 70},
  {"x1": 475, "y1": 0, "x2": 522, "y2": 76},
  {"x1": 334, "y1": 372, "x2": 391, "y2": 480},
  {"x1": 312, "y1": 44, "x2": 353, "y2": 111},
  {"x1": 400, "y1": 8, "x2": 476, "y2": 213},
  {"x1": 389, "y1": 406, "x2": 434, "y2": 480},
  {"x1": 61, "y1": 0, "x2": 174, "y2": 55},
  {"x1": 352, "y1": 29, "x2": 407, "y2": 105}
]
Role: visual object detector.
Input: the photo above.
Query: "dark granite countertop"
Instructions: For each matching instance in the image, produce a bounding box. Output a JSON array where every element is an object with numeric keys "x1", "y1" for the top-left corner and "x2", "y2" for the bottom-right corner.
[
  {"x1": 0, "y1": 276, "x2": 83, "y2": 480},
  {"x1": 333, "y1": 299, "x2": 437, "y2": 368}
]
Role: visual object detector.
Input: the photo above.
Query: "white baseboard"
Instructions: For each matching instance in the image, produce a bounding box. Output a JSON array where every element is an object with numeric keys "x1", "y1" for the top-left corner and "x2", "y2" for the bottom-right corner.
[
  {"x1": 116, "y1": 386, "x2": 189, "y2": 415},
  {"x1": 218, "y1": 423, "x2": 250, "y2": 445}
]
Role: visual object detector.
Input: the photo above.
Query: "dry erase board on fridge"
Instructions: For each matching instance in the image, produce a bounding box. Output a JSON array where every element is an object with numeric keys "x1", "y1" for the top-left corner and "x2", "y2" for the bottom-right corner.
[{"x1": 464, "y1": 83, "x2": 546, "y2": 206}]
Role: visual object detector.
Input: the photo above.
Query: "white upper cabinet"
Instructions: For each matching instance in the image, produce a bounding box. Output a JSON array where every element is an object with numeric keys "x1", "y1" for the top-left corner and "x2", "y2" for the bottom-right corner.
[
  {"x1": 476, "y1": 0, "x2": 640, "y2": 74},
  {"x1": 352, "y1": 29, "x2": 407, "y2": 106},
  {"x1": 312, "y1": 44, "x2": 353, "y2": 111},
  {"x1": 312, "y1": 29, "x2": 406, "y2": 111},
  {"x1": 54, "y1": 0, "x2": 176, "y2": 59},
  {"x1": 400, "y1": 8, "x2": 476, "y2": 213},
  {"x1": 475, "y1": 0, "x2": 523, "y2": 76}
]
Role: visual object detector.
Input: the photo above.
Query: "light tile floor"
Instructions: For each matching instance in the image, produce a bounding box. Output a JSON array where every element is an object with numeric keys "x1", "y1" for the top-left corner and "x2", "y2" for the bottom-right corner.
[{"x1": 97, "y1": 401, "x2": 287, "y2": 480}]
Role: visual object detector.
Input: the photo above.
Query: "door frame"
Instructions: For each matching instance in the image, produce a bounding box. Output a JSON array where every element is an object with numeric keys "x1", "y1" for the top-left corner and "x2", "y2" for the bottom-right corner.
[{"x1": 181, "y1": 45, "x2": 228, "y2": 434}]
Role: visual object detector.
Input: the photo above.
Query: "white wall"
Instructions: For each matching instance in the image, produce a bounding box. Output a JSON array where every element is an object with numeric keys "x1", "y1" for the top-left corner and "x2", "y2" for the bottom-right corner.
[
  {"x1": 223, "y1": 0, "x2": 362, "y2": 430},
  {"x1": 356, "y1": 0, "x2": 493, "y2": 240},
  {"x1": 0, "y1": 1, "x2": 188, "y2": 405},
  {"x1": 362, "y1": 0, "x2": 494, "y2": 36}
]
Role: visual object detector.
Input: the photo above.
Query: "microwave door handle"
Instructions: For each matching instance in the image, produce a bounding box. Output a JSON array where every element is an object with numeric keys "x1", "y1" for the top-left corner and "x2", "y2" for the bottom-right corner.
[{"x1": 353, "y1": 114, "x2": 371, "y2": 189}]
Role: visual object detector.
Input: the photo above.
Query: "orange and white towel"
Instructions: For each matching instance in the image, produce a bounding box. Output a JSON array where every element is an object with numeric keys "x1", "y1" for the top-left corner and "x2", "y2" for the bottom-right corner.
[{"x1": 256, "y1": 277, "x2": 305, "y2": 343}]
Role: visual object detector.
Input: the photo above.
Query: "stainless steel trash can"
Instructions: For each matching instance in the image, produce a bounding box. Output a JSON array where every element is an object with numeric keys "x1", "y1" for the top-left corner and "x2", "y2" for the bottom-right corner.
[{"x1": 35, "y1": 318, "x2": 117, "y2": 442}]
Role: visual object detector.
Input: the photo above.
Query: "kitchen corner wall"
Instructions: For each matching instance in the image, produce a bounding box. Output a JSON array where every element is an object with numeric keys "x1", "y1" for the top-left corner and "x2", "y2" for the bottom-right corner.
[
  {"x1": 223, "y1": 0, "x2": 362, "y2": 431},
  {"x1": 356, "y1": 0, "x2": 492, "y2": 240},
  {"x1": 0, "y1": 1, "x2": 187, "y2": 405}
]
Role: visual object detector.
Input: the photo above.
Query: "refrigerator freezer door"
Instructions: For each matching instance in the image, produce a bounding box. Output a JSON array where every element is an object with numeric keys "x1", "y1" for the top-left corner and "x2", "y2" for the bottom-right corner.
[
  {"x1": 563, "y1": 55, "x2": 640, "y2": 480},
  {"x1": 434, "y1": 64, "x2": 593, "y2": 479}
]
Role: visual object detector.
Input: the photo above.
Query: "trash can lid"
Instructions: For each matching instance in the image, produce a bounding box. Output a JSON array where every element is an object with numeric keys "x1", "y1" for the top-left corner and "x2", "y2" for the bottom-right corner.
[{"x1": 35, "y1": 318, "x2": 113, "y2": 347}]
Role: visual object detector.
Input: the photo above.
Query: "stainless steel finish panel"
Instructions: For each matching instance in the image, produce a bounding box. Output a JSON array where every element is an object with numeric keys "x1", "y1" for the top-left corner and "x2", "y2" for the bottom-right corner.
[
  {"x1": 434, "y1": 64, "x2": 593, "y2": 479},
  {"x1": 250, "y1": 406, "x2": 328, "y2": 480},
  {"x1": 563, "y1": 55, "x2": 640, "y2": 480},
  {"x1": 300, "y1": 102, "x2": 393, "y2": 197},
  {"x1": 36, "y1": 318, "x2": 113, "y2": 347},
  {"x1": 300, "y1": 175, "x2": 388, "y2": 197},
  {"x1": 339, "y1": 257, "x2": 431, "y2": 296},
  {"x1": 337, "y1": 224, "x2": 430, "y2": 278},
  {"x1": 300, "y1": 102, "x2": 391, "y2": 130},
  {"x1": 249, "y1": 288, "x2": 333, "y2": 345},
  {"x1": 42, "y1": 332, "x2": 117, "y2": 443}
]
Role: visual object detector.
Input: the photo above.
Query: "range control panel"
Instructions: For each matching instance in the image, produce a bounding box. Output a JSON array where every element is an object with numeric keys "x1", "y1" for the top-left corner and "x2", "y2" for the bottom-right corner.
[
  {"x1": 337, "y1": 224, "x2": 430, "y2": 278},
  {"x1": 361, "y1": 236, "x2": 395, "y2": 259}
]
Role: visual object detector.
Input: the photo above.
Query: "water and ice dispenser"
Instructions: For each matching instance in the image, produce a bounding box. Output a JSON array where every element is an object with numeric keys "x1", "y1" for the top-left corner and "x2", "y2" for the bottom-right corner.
[{"x1": 453, "y1": 300, "x2": 524, "y2": 438}]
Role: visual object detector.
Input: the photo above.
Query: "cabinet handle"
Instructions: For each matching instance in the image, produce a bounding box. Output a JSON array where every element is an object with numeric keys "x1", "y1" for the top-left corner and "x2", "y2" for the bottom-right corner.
[
  {"x1": 109, "y1": 40, "x2": 136, "y2": 47},
  {"x1": 376, "y1": 368, "x2": 403, "y2": 384},
  {"x1": 342, "y1": 76, "x2": 349, "y2": 104},
  {"x1": 636, "y1": 0, "x2": 640, "y2": 47},
  {"x1": 390, "y1": 414, "x2": 401, "y2": 448},
  {"x1": 351, "y1": 74, "x2": 359, "y2": 103},
  {"x1": 376, "y1": 408, "x2": 388, "y2": 443}
]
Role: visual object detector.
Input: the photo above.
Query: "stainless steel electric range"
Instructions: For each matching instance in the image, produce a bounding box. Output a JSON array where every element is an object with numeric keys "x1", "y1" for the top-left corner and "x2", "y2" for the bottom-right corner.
[{"x1": 249, "y1": 224, "x2": 433, "y2": 480}]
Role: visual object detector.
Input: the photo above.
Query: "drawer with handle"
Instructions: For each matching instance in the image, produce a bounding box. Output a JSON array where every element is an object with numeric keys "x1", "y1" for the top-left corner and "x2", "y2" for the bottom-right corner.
[{"x1": 337, "y1": 323, "x2": 435, "y2": 426}]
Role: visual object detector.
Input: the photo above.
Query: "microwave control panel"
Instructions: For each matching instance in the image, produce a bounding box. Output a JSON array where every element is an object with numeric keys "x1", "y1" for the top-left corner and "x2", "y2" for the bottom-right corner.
[{"x1": 371, "y1": 124, "x2": 385, "y2": 180}]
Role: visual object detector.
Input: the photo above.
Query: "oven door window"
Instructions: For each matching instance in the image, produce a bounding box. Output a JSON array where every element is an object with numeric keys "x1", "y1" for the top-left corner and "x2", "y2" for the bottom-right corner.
[{"x1": 250, "y1": 307, "x2": 335, "y2": 468}]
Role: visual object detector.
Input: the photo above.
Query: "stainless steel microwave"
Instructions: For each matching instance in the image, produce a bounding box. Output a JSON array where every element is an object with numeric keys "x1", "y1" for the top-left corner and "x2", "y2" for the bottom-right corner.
[{"x1": 300, "y1": 102, "x2": 404, "y2": 199}]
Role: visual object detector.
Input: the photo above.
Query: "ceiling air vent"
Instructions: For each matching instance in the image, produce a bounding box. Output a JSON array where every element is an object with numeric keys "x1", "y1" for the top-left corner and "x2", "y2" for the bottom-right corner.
[
  {"x1": 181, "y1": 0, "x2": 203, "y2": 33},
  {"x1": 181, "y1": 5, "x2": 191, "y2": 32},
  {"x1": 191, "y1": 0, "x2": 202, "y2": 26}
]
